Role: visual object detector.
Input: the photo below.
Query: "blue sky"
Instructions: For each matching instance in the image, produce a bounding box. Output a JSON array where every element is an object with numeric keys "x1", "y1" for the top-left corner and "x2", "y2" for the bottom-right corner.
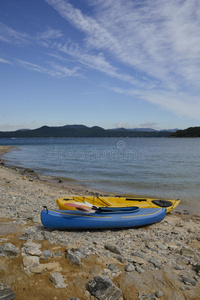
[{"x1": 0, "y1": 0, "x2": 200, "y2": 131}]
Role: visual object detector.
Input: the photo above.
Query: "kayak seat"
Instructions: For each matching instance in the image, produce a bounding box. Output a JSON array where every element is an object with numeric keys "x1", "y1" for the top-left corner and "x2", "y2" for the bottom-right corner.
[{"x1": 152, "y1": 200, "x2": 172, "y2": 207}]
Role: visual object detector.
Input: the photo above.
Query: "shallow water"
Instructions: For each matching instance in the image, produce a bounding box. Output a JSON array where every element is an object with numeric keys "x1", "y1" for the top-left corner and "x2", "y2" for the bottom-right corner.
[{"x1": 1, "y1": 137, "x2": 200, "y2": 208}]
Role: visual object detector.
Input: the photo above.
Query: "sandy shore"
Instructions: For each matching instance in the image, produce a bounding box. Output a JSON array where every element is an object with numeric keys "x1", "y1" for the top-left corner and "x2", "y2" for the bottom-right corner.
[{"x1": 0, "y1": 145, "x2": 200, "y2": 300}]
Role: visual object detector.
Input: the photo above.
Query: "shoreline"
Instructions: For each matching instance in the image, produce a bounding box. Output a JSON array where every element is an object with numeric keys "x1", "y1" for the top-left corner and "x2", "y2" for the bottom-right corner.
[
  {"x1": 0, "y1": 145, "x2": 199, "y2": 216},
  {"x1": 0, "y1": 145, "x2": 200, "y2": 299},
  {"x1": 0, "y1": 145, "x2": 108, "y2": 197}
]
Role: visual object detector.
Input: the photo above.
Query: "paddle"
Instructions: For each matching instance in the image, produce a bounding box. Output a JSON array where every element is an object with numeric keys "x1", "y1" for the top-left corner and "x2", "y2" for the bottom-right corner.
[
  {"x1": 64, "y1": 202, "x2": 98, "y2": 210},
  {"x1": 64, "y1": 202, "x2": 139, "y2": 213}
]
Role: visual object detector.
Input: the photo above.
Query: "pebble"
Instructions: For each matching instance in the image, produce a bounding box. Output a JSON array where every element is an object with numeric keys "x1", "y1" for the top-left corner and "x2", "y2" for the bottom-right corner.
[
  {"x1": 1, "y1": 243, "x2": 18, "y2": 256},
  {"x1": 180, "y1": 246, "x2": 195, "y2": 257},
  {"x1": 54, "y1": 251, "x2": 62, "y2": 257},
  {"x1": 155, "y1": 290, "x2": 163, "y2": 298},
  {"x1": 23, "y1": 241, "x2": 42, "y2": 249},
  {"x1": 43, "y1": 249, "x2": 52, "y2": 258},
  {"x1": 108, "y1": 263, "x2": 118, "y2": 271},
  {"x1": 130, "y1": 256, "x2": 146, "y2": 265},
  {"x1": 104, "y1": 244, "x2": 122, "y2": 255},
  {"x1": 65, "y1": 249, "x2": 82, "y2": 266},
  {"x1": 0, "y1": 282, "x2": 16, "y2": 300},
  {"x1": 25, "y1": 247, "x2": 42, "y2": 256},
  {"x1": 88, "y1": 276, "x2": 122, "y2": 300},
  {"x1": 149, "y1": 258, "x2": 162, "y2": 268},
  {"x1": 125, "y1": 263, "x2": 135, "y2": 272},
  {"x1": 135, "y1": 265, "x2": 144, "y2": 274},
  {"x1": 49, "y1": 272, "x2": 66, "y2": 289},
  {"x1": 23, "y1": 255, "x2": 40, "y2": 268},
  {"x1": 0, "y1": 160, "x2": 200, "y2": 299},
  {"x1": 181, "y1": 276, "x2": 196, "y2": 286}
]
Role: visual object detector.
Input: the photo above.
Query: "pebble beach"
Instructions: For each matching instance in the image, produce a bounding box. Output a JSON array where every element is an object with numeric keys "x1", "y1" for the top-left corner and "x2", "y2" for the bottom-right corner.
[{"x1": 0, "y1": 145, "x2": 200, "y2": 300}]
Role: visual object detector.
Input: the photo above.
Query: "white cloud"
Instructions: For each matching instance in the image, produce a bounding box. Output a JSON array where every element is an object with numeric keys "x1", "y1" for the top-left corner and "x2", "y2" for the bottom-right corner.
[
  {"x1": 0, "y1": 58, "x2": 11, "y2": 64},
  {"x1": 0, "y1": 22, "x2": 31, "y2": 45},
  {"x1": 45, "y1": 0, "x2": 119, "y2": 51},
  {"x1": 85, "y1": 0, "x2": 200, "y2": 88},
  {"x1": 35, "y1": 28, "x2": 63, "y2": 41},
  {"x1": 110, "y1": 86, "x2": 200, "y2": 120},
  {"x1": 57, "y1": 42, "x2": 142, "y2": 86},
  {"x1": 1, "y1": 0, "x2": 200, "y2": 121},
  {"x1": 0, "y1": 22, "x2": 63, "y2": 47},
  {"x1": 17, "y1": 60, "x2": 50, "y2": 74},
  {"x1": 49, "y1": 62, "x2": 82, "y2": 77},
  {"x1": 45, "y1": 0, "x2": 200, "y2": 120},
  {"x1": 16, "y1": 59, "x2": 81, "y2": 78}
]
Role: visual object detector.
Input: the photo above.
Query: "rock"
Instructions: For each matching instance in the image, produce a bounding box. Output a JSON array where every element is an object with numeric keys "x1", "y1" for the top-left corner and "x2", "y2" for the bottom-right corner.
[
  {"x1": 181, "y1": 276, "x2": 196, "y2": 286},
  {"x1": 31, "y1": 262, "x2": 61, "y2": 274},
  {"x1": 193, "y1": 263, "x2": 200, "y2": 273},
  {"x1": 102, "y1": 268, "x2": 110, "y2": 276},
  {"x1": 54, "y1": 251, "x2": 62, "y2": 257},
  {"x1": 30, "y1": 265, "x2": 46, "y2": 274},
  {"x1": 168, "y1": 244, "x2": 179, "y2": 253},
  {"x1": 0, "y1": 282, "x2": 16, "y2": 300},
  {"x1": 49, "y1": 272, "x2": 66, "y2": 289},
  {"x1": 125, "y1": 263, "x2": 135, "y2": 272},
  {"x1": 2, "y1": 243, "x2": 18, "y2": 256},
  {"x1": 155, "y1": 290, "x2": 163, "y2": 298},
  {"x1": 108, "y1": 263, "x2": 118, "y2": 271},
  {"x1": 65, "y1": 249, "x2": 81, "y2": 266},
  {"x1": 33, "y1": 232, "x2": 44, "y2": 241},
  {"x1": 84, "y1": 291, "x2": 91, "y2": 298},
  {"x1": 135, "y1": 266, "x2": 144, "y2": 274},
  {"x1": 138, "y1": 293, "x2": 156, "y2": 300},
  {"x1": 43, "y1": 250, "x2": 52, "y2": 258},
  {"x1": 157, "y1": 244, "x2": 168, "y2": 250},
  {"x1": 180, "y1": 246, "x2": 195, "y2": 258},
  {"x1": 116, "y1": 256, "x2": 127, "y2": 263},
  {"x1": 149, "y1": 258, "x2": 162, "y2": 268},
  {"x1": 43, "y1": 231, "x2": 52, "y2": 240},
  {"x1": 173, "y1": 264, "x2": 185, "y2": 270},
  {"x1": 17, "y1": 212, "x2": 34, "y2": 220},
  {"x1": 131, "y1": 252, "x2": 145, "y2": 259},
  {"x1": 25, "y1": 247, "x2": 42, "y2": 256},
  {"x1": 104, "y1": 244, "x2": 122, "y2": 255},
  {"x1": 76, "y1": 246, "x2": 90, "y2": 257},
  {"x1": 88, "y1": 276, "x2": 122, "y2": 300},
  {"x1": 22, "y1": 255, "x2": 40, "y2": 268},
  {"x1": 23, "y1": 241, "x2": 42, "y2": 249},
  {"x1": 130, "y1": 256, "x2": 146, "y2": 265}
]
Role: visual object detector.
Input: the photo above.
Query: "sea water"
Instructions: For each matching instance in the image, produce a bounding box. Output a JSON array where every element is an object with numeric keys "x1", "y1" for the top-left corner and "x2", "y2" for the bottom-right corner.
[{"x1": 1, "y1": 137, "x2": 200, "y2": 208}]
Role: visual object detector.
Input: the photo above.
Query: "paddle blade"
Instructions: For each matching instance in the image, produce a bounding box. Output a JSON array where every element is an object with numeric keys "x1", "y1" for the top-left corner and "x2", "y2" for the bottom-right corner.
[{"x1": 64, "y1": 202, "x2": 97, "y2": 210}]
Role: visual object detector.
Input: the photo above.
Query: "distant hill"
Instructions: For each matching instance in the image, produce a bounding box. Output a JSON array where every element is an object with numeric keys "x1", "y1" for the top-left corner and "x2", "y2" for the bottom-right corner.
[
  {"x1": 0, "y1": 124, "x2": 174, "y2": 138},
  {"x1": 170, "y1": 127, "x2": 200, "y2": 137},
  {"x1": 112, "y1": 127, "x2": 178, "y2": 132},
  {"x1": 112, "y1": 127, "x2": 157, "y2": 132}
]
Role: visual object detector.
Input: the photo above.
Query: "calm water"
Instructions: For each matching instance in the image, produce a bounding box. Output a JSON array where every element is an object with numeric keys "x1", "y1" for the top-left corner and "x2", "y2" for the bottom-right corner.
[{"x1": 1, "y1": 137, "x2": 200, "y2": 208}]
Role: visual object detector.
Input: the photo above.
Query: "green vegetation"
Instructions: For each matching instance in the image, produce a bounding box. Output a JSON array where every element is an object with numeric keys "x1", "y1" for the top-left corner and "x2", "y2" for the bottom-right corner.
[
  {"x1": 0, "y1": 125, "x2": 172, "y2": 138},
  {"x1": 170, "y1": 127, "x2": 200, "y2": 138}
]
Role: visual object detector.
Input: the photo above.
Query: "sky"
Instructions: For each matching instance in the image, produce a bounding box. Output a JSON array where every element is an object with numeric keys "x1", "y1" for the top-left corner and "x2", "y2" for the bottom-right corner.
[{"x1": 0, "y1": 0, "x2": 200, "y2": 131}]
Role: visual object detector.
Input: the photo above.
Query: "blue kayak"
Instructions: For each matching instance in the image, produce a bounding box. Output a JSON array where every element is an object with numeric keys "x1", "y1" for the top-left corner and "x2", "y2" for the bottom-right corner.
[{"x1": 40, "y1": 207, "x2": 166, "y2": 230}]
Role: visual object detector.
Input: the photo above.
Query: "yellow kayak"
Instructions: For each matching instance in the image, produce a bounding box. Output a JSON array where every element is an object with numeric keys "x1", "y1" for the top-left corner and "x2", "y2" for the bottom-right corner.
[{"x1": 56, "y1": 196, "x2": 180, "y2": 214}]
